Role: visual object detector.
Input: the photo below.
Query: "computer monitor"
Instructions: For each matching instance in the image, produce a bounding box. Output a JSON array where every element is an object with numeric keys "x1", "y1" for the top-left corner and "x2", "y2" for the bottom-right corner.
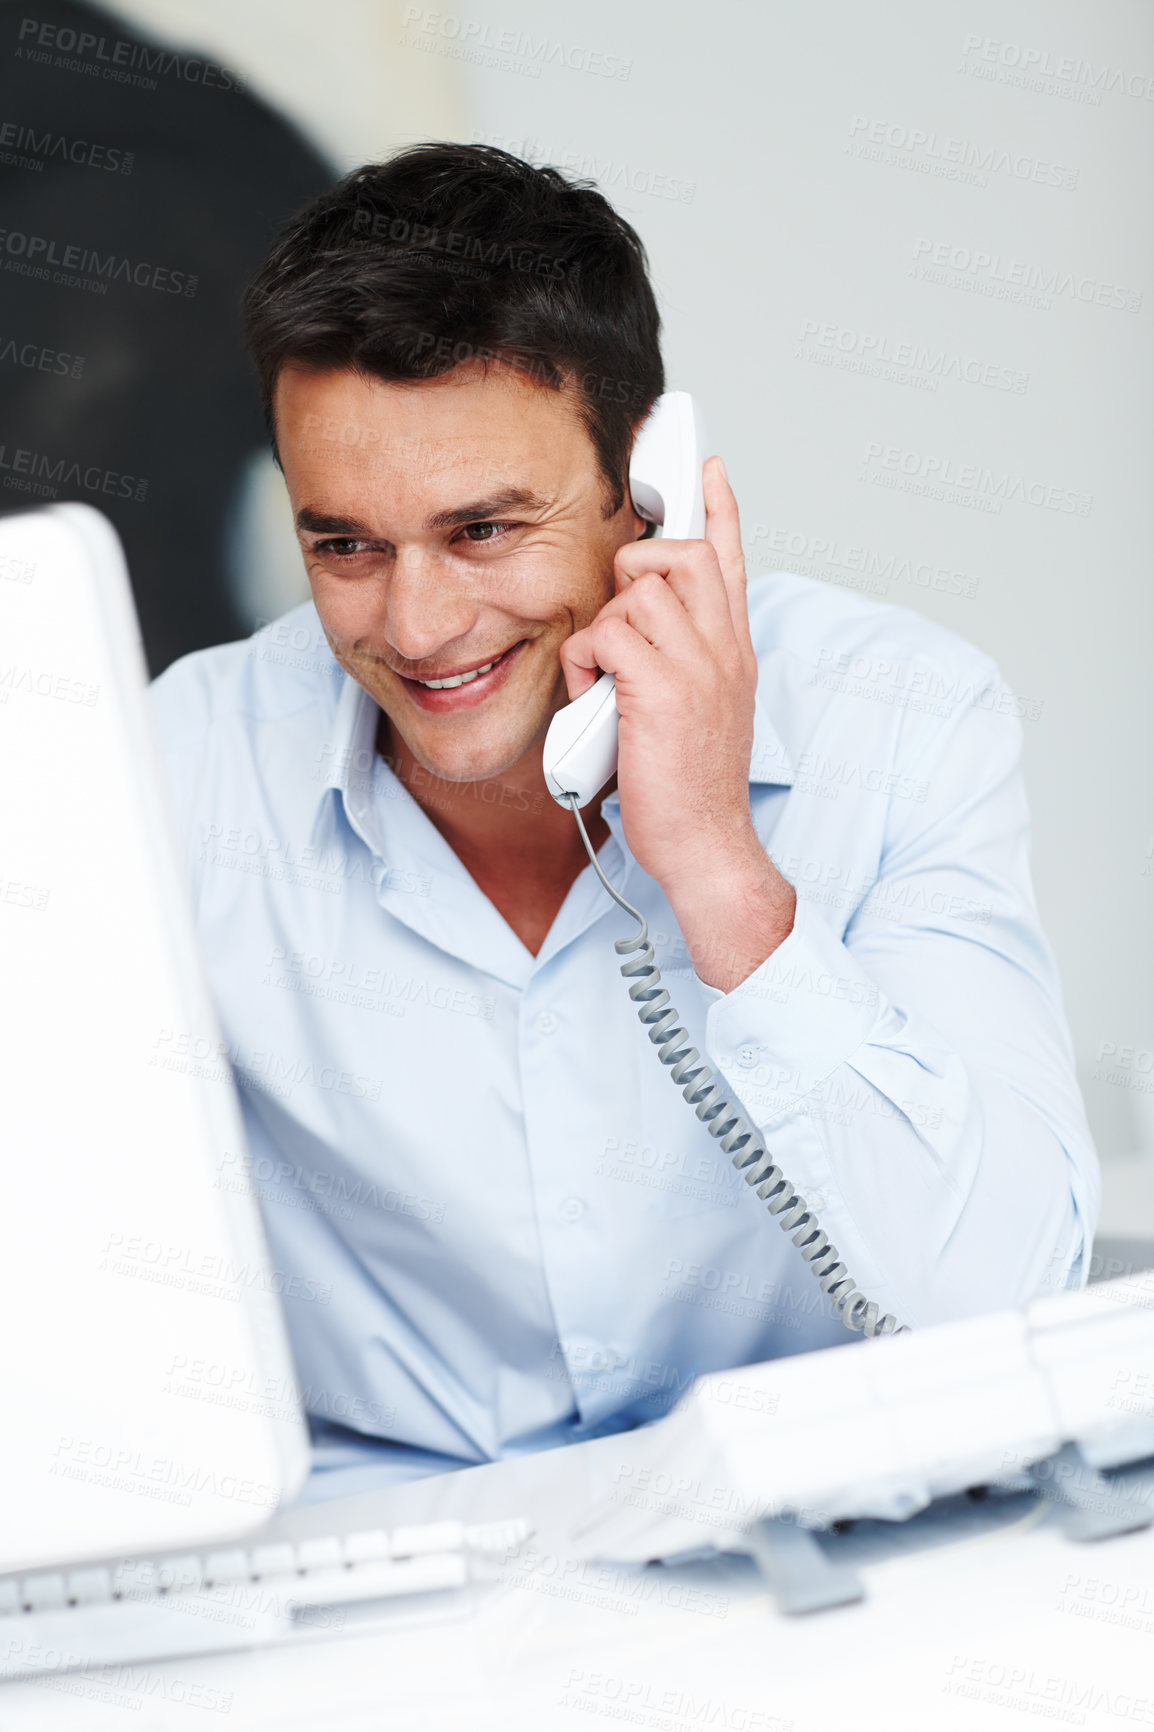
[{"x1": 0, "y1": 503, "x2": 309, "y2": 1574}]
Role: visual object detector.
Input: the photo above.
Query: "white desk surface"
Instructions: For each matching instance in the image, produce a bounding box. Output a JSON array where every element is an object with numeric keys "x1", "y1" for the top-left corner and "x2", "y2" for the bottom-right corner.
[{"x1": 3, "y1": 1428, "x2": 1154, "y2": 1731}]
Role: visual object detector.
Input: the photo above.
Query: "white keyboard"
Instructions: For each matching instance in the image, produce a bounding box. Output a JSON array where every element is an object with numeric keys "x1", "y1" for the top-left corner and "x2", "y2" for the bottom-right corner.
[{"x1": 0, "y1": 1516, "x2": 530, "y2": 1680}]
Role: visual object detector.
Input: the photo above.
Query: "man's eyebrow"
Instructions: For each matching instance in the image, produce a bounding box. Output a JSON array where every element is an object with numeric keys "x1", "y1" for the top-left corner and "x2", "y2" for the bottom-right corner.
[
  {"x1": 424, "y1": 488, "x2": 550, "y2": 531},
  {"x1": 296, "y1": 507, "x2": 374, "y2": 535}
]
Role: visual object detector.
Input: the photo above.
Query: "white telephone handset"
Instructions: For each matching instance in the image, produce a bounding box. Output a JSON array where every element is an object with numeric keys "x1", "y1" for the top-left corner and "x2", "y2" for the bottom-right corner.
[{"x1": 542, "y1": 391, "x2": 708, "y2": 808}]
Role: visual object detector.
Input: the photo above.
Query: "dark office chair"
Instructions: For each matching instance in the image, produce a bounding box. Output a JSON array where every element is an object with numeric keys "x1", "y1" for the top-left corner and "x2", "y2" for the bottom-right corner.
[{"x1": 0, "y1": 0, "x2": 333, "y2": 672}]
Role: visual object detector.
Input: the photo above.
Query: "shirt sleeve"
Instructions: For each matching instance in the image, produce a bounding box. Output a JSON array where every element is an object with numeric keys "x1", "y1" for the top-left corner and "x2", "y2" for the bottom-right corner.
[{"x1": 699, "y1": 679, "x2": 1100, "y2": 1332}]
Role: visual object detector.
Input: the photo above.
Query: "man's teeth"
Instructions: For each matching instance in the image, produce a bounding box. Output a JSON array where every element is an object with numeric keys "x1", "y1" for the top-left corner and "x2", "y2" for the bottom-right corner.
[{"x1": 416, "y1": 658, "x2": 498, "y2": 690}]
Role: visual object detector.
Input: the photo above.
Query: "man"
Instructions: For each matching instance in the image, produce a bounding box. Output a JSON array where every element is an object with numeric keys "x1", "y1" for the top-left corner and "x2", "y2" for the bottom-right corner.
[{"x1": 151, "y1": 143, "x2": 1097, "y2": 1496}]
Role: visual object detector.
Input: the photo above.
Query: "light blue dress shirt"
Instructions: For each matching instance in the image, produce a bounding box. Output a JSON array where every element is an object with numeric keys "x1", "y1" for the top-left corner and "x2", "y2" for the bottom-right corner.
[{"x1": 150, "y1": 572, "x2": 1098, "y2": 1499}]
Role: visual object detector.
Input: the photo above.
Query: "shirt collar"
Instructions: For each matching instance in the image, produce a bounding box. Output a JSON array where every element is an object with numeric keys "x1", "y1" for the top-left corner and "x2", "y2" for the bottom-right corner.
[
  {"x1": 314, "y1": 669, "x2": 377, "y2": 813},
  {"x1": 311, "y1": 672, "x2": 633, "y2": 986}
]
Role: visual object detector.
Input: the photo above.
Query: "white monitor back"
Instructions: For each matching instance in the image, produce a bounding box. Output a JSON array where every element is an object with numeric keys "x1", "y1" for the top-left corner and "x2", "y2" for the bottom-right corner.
[{"x1": 0, "y1": 504, "x2": 309, "y2": 1573}]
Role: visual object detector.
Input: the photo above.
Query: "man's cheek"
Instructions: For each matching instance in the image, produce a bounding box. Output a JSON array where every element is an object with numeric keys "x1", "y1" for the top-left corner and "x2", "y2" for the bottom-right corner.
[{"x1": 567, "y1": 555, "x2": 620, "y2": 630}]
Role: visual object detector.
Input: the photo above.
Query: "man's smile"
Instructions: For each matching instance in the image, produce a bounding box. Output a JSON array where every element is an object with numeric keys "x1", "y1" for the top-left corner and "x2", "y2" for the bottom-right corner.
[{"x1": 393, "y1": 639, "x2": 527, "y2": 711}]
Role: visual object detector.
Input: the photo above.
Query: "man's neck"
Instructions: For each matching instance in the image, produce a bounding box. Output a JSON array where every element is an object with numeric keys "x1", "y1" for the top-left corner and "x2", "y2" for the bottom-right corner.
[{"x1": 376, "y1": 712, "x2": 610, "y2": 956}]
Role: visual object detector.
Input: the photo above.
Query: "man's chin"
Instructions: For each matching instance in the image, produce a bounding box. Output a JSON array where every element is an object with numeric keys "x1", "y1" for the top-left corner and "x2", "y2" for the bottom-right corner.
[{"x1": 381, "y1": 712, "x2": 549, "y2": 793}]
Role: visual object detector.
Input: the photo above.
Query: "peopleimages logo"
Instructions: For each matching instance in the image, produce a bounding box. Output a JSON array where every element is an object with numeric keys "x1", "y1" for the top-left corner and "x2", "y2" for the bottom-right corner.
[
  {"x1": 911, "y1": 238, "x2": 1141, "y2": 314},
  {"x1": 749, "y1": 524, "x2": 979, "y2": 602},
  {"x1": 796, "y1": 320, "x2": 1028, "y2": 394},
  {"x1": 960, "y1": 34, "x2": 1154, "y2": 102},
  {"x1": 0, "y1": 441, "x2": 146, "y2": 503},
  {"x1": 0, "y1": 118, "x2": 133, "y2": 174},
  {"x1": 351, "y1": 208, "x2": 572, "y2": 280},
  {"x1": 0, "y1": 336, "x2": 84, "y2": 379},
  {"x1": 0, "y1": 226, "x2": 197, "y2": 296},
  {"x1": 848, "y1": 115, "x2": 1078, "y2": 190},
  {"x1": 400, "y1": 7, "x2": 631, "y2": 80},
  {"x1": 14, "y1": 16, "x2": 246, "y2": 94},
  {"x1": 861, "y1": 440, "x2": 1092, "y2": 517}
]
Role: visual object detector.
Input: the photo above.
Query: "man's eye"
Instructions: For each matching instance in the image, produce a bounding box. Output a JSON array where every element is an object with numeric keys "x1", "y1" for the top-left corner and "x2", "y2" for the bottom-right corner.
[
  {"x1": 314, "y1": 538, "x2": 366, "y2": 558},
  {"x1": 460, "y1": 521, "x2": 509, "y2": 542}
]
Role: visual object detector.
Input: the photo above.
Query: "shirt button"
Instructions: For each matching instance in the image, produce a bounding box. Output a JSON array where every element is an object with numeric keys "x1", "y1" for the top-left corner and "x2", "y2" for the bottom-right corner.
[
  {"x1": 535, "y1": 1010, "x2": 558, "y2": 1035},
  {"x1": 736, "y1": 1045, "x2": 759, "y2": 1068},
  {"x1": 559, "y1": 1197, "x2": 585, "y2": 1222}
]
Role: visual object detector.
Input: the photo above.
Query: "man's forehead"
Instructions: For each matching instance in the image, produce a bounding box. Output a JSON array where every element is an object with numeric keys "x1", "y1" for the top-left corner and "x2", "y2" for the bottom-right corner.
[
  {"x1": 274, "y1": 357, "x2": 585, "y2": 440},
  {"x1": 288, "y1": 425, "x2": 527, "y2": 490},
  {"x1": 274, "y1": 365, "x2": 600, "y2": 528}
]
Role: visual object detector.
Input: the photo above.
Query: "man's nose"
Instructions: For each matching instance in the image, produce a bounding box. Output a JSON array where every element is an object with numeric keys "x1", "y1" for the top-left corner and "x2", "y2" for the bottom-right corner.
[{"x1": 381, "y1": 545, "x2": 480, "y2": 664}]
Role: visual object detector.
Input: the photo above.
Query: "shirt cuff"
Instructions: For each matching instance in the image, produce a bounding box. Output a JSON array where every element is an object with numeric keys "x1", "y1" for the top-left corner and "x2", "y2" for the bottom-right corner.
[{"x1": 700, "y1": 897, "x2": 885, "y2": 1112}]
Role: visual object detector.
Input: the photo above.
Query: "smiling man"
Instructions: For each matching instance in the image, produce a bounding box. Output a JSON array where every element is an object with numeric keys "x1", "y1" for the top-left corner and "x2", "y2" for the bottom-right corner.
[{"x1": 150, "y1": 143, "x2": 1097, "y2": 1498}]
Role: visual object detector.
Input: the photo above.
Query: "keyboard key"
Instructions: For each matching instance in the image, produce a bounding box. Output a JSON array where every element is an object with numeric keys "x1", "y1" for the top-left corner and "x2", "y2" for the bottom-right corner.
[
  {"x1": 112, "y1": 1561, "x2": 158, "y2": 1598},
  {"x1": 21, "y1": 1574, "x2": 67, "y2": 1611},
  {"x1": 249, "y1": 1543, "x2": 297, "y2": 1580},
  {"x1": 65, "y1": 1566, "x2": 113, "y2": 1606},
  {"x1": 465, "y1": 1518, "x2": 532, "y2": 1554},
  {"x1": 203, "y1": 1548, "x2": 249, "y2": 1586},
  {"x1": 342, "y1": 1529, "x2": 390, "y2": 1565},
  {"x1": 155, "y1": 1555, "x2": 203, "y2": 1594},
  {"x1": 291, "y1": 1553, "x2": 467, "y2": 1610},
  {"x1": 295, "y1": 1537, "x2": 344, "y2": 1573}
]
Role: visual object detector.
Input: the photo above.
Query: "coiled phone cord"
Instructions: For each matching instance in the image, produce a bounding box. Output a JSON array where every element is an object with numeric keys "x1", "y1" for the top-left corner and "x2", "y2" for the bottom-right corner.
[{"x1": 566, "y1": 795, "x2": 906, "y2": 1340}]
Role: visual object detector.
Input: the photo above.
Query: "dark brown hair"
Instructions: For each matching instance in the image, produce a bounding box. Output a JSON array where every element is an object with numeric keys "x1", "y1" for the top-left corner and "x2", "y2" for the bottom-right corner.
[{"x1": 242, "y1": 142, "x2": 665, "y2": 514}]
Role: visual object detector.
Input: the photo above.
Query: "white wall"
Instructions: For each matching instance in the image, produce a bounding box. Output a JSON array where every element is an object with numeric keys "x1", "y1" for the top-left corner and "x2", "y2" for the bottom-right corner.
[
  {"x1": 102, "y1": 0, "x2": 464, "y2": 169},
  {"x1": 113, "y1": 0, "x2": 1154, "y2": 1224}
]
